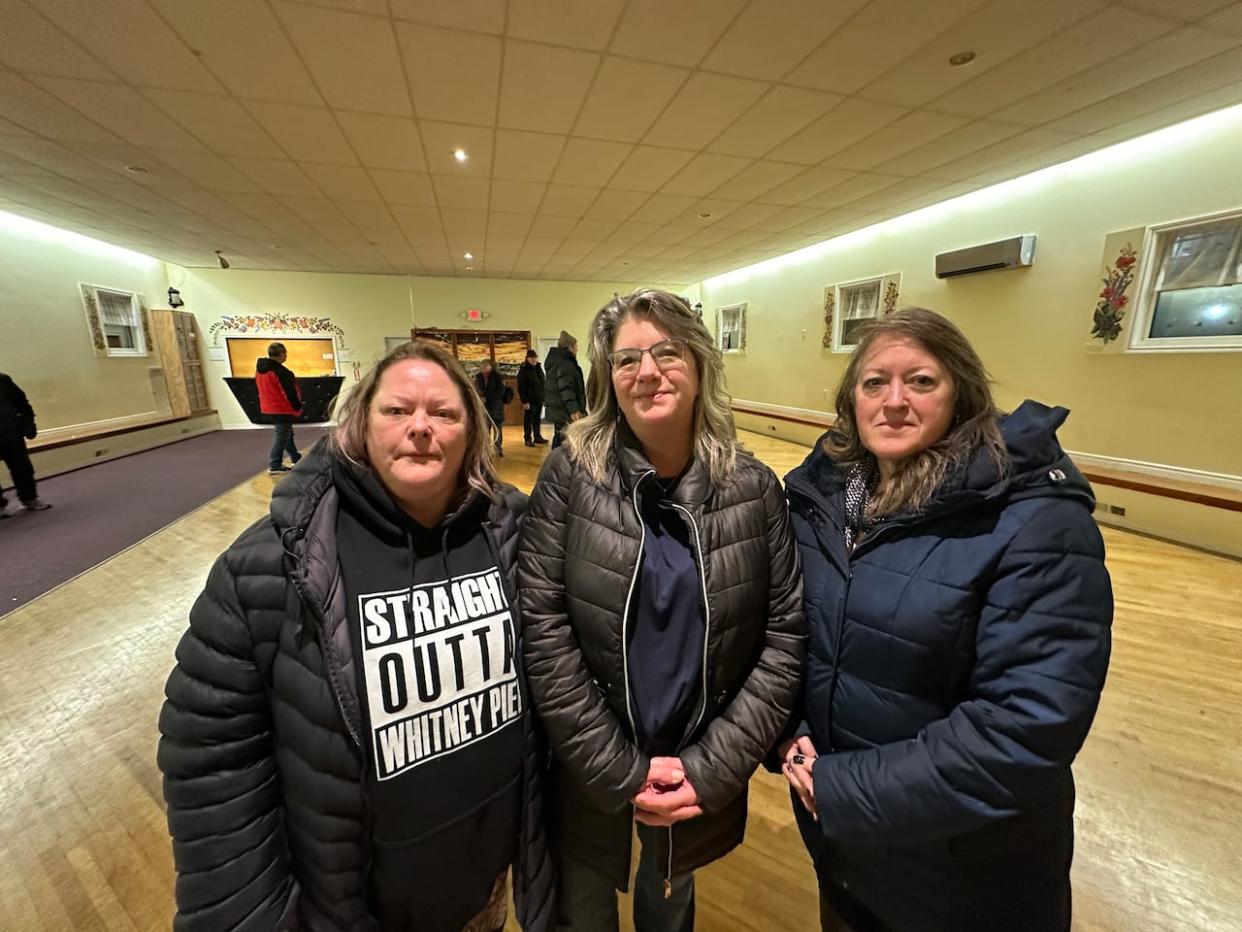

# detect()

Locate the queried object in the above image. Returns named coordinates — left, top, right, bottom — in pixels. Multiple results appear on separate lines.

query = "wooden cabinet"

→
left=412, top=328, right=531, bottom=425
left=151, top=309, right=210, bottom=417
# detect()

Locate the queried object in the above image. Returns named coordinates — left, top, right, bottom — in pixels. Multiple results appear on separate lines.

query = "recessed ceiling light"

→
left=453, top=148, right=469, bottom=163
left=125, top=165, right=148, bottom=174
left=697, top=212, right=713, bottom=220
left=948, top=51, right=976, bottom=67
left=463, top=251, right=473, bottom=260
left=466, top=265, right=474, bottom=271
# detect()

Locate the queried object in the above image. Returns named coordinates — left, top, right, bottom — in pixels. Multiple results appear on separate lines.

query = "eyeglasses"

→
left=608, top=339, right=688, bottom=376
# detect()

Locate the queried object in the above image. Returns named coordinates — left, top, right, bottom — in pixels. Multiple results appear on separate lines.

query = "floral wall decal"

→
left=208, top=312, right=347, bottom=347
left=1091, top=244, right=1137, bottom=344
left=882, top=279, right=900, bottom=316
left=821, top=287, right=835, bottom=348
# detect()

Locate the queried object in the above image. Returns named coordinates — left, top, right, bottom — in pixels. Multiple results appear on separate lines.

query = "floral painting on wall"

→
left=1091, top=244, right=1137, bottom=344
left=209, top=312, right=346, bottom=347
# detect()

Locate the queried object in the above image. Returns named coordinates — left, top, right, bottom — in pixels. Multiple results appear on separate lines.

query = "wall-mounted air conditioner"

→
left=935, top=234, right=1037, bottom=279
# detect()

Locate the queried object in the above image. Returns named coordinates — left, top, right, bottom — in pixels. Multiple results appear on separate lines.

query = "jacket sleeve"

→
left=276, top=366, right=301, bottom=410
left=6, top=377, right=36, bottom=434
left=680, top=467, right=806, bottom=813
left=157, top=549, right=296, bottom=931
left=518, top=454, right=649, bottom=812
left=811, top=504, right=1113, bottom=843
left=517, top=368, right=531, bottom=403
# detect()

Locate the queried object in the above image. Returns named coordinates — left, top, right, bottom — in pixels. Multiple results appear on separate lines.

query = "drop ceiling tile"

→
left=419, top=122, right=495, bottom=175
left=786, top=0, right=990, bottom=94
left=702, top=0, right=870, bottom=81
left=574, top=56, right=689, bottom=142
left=390, top=0, right=506, bottom=34
left=499, top=41, right=599, bottom=134
left=637, top=193, right=699, bottom=224
left=643, top=72, right=771, bottom=149
left=30, top=77, right=207, bottom=152
left=508, top=0, right=626, bottom=50
left=530, top=214, right=577, bottom=236
left=993, top=27, right=1240, bottom=126
left=324, top=197, right=391, bottom=227
left=871, top=119, right=1026, bottom=177
left=776, top=97, right=910, bottom=165
left=932, top=8, right=1176, bottom=119
left=336, top=112, right=427, bottom=172
left=402, top=227, right=449, bottom=248
left=368, top=169, right=436, bottom=206
left=672, top=198, right=745, bottom=226
left=1203, top=4, right=1242, bottom=36
left=36, top=0, right=222, bottom=92
left=487, top=211, right=535, bottom=236
left=143, top=90, right=284, bottom=159
left=552, top=139, right=634, bottom=186
left=753, top=166, right=857, bottom=206
left=0, top=71, right=122, bottom=144
left=244, top=102, right=358, bottom=164
left=396, top=23, right=501, bottom=125
left=802, top=172, right=904, bottom=209
left=432, top=174, right=491, bottom=209
left=569, top=217, right=619, bottom=239
left=539, top=184, right=600, bottom=216
left=440, top=208, right=488, bottom=234
left=1120, top=0, right=1236, bottom=20
left=861, top=0, right=1104, bottom=107
left=493, top=130, right=567, bottom=182
left=709, top=201, right=784, bottom=230
left=490, top=180, right=546, bottom=213
left=661, top=153, right=752, bottom=197
left=708, top=160, right=804, bottom=201
left=923, top=127, right=1078, bottom=181
left=280, top=196, right=350, bottom=224
left=230, top=158, right=320, bottom=196
left=150, top=149, right=260, bottom=192
left=585, top=189, right=650, bottom=220
left=483, top=234, right=528, bottom=254
left=275, top=4, right=411, bottom=116
left=822, top=110, right=970, bottom=171
left=613, top=2, right=751, bottom=64
left=301, top=163, right=382, bottom=200
left=0, top=3, right=112, bottom=80
left=707, top=85, right=845, bottom=159
left=608, top=146, right=697, bottom=192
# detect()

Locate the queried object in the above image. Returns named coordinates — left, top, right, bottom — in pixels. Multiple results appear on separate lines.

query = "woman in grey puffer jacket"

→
left=519, top=289, right=805, bottom=931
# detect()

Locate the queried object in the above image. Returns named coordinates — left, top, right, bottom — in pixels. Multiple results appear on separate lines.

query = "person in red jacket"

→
left=255, top=342, right=302, bottom=474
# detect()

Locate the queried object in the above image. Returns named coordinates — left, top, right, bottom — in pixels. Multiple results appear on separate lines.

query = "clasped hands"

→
left=632, top=756, right=701, bottom=827
left=779, top=735, right=819, bottom=821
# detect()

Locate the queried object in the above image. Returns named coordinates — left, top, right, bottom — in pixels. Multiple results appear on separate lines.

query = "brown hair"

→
left=568, top=288, right=739, bottom=485
left=827, top=307, right=1008, bottom=516
left=330, top=341, right=501, bottom=502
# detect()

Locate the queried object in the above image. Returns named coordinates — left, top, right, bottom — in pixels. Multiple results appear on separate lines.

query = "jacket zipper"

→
left=620, top=470, right=655, bottom=741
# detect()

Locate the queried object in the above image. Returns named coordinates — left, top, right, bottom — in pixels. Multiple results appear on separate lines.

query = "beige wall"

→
left=0, top=211, right=170, bottom=432
left=178, top=268, right=681, bottom=427
left=697, top=107, right=1242, bottom=479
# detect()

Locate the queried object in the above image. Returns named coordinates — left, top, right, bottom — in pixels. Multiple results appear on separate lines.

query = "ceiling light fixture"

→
left=466, top=265, right=474, bottom=271
left=125, top=164, right=148, bottom=174
left=948, top=51, right=976, bottom=67
left=215, top=250, right=230, bottom=269
left=453, top=148, right=469, bottom=163
left=464, top=251, right=473, bottom=260
left=697, top=212, right=713, bottom=220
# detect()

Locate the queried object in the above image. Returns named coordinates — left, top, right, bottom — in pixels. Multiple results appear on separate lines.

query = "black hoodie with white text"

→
left=333, top=460, right=525, bottom=932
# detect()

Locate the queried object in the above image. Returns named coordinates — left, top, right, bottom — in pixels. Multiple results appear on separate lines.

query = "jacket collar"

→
left=615, top=418, right=711, bottom=510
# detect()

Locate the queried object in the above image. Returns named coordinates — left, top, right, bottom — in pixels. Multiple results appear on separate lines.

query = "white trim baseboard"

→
left=36, top=411, right=161, bottom=443
left=732, top=398, right=834, bottom=426
left=1066, top=450, right=1242, bottom=492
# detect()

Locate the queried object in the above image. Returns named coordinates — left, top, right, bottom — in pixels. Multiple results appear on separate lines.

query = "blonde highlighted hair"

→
left=330, top=340, right=501, bottom=502
left=567, top=289, right=739, bottom=485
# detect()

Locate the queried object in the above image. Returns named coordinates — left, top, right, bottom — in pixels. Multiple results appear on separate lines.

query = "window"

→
left=82, top=285, right=147, bottom=357
left=837, top=279, right=881, bottom=349
left=1131, top=211, right=1242, bottom=351
left=717, top=302, right=746, bottom=354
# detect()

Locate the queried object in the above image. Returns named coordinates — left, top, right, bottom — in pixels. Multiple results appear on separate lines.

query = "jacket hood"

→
left=786, top=399, right=1094, bottom=517
left=256, top=357, right=278, bottom=373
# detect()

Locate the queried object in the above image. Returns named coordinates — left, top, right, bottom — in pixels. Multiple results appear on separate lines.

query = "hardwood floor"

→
left=0, top=427, right=1237, bottom=932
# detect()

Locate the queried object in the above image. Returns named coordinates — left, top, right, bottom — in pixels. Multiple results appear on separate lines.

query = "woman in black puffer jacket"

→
left=781, top=308, right=1112, bottom=932
left=519, top=289, right=805, bottom=931
left=158, top=341, right=553, bottom=932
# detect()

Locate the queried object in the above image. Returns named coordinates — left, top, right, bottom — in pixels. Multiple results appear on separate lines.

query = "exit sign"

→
left=460, top=307, right=489, bottom=321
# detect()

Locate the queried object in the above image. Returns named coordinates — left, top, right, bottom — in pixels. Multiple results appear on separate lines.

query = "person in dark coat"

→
left=780, top=307, right=1113, bottom=932
left=519, top=289, right=805, bottom=931
left=474, top=359, right=508, bottom=457
left=542, top=331, right=586, bottom=450
left=517, top=349, right=548, bottom=447
left=255, top=341, right=303, bottom=474
left=159, top=341, right=554, bottom=932
left=0, top=371, right=51, bottom=516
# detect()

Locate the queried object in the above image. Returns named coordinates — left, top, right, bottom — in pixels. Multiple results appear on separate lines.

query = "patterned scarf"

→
left=843, top=462, right=877, bottom=552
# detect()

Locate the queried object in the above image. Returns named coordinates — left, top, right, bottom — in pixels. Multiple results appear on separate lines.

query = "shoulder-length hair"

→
left=567, top=289, right=739, bottom=485
left=827, top=307, right=1008, bottom=516
left=330, top=340, right=501, bottom=502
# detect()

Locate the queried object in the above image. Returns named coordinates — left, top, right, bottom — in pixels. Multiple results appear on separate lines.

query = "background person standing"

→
left=255, top=342, right=302, bottom=474
left=0, top=371, right=51, bottom=517
left=517, top=349, right=547, bottom=447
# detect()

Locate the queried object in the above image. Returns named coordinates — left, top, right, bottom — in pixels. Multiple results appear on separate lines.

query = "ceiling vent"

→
left=935, top=234, right=1036, bottom=278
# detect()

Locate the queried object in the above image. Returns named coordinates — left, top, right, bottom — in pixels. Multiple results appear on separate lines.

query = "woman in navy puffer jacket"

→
left=779, top=308, right=1112, bottom=932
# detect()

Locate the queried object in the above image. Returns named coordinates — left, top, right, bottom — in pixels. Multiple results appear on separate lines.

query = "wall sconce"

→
left=215, top=250, right=230, bottom=269
left=167, top=287, right=184, bottom=308
left=693, top=302, right=703, bottom=318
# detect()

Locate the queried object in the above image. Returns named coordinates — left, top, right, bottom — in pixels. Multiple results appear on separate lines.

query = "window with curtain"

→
left=838, top=279, right=881, bottom=348
left=95, top=288, right=146, bottom=356
left=1135, top=213, right=1242, bottom=349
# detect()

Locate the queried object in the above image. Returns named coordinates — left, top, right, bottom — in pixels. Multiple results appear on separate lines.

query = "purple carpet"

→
left=0, top=427, right=325, bottom=616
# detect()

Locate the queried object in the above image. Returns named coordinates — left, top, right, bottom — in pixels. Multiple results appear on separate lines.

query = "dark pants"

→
left=0, top=434, right=38, bottom=505
left=269, top=416, right=300, bottom=469
left=555, top=824, right=694, bottom=932
left=552, top=419, right=570, bottom=448
left=523, top=402, right=544, bottom=442
left=487, top=409, right=504, bottom=450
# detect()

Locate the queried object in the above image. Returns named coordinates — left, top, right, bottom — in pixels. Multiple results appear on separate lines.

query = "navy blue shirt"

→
left=626, top=475, right=705, bottom=756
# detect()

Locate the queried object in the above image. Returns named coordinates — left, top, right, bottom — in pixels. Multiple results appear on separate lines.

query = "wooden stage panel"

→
left=0, top=429, right=1237, bottom=932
